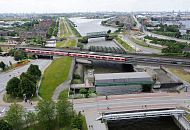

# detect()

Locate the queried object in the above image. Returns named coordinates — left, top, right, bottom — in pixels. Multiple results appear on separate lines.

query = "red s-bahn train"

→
left=24, top=49, right=127, bottom=62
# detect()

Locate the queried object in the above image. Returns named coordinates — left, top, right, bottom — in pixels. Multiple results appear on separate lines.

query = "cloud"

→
left=0, top=0, right=189, bottom=13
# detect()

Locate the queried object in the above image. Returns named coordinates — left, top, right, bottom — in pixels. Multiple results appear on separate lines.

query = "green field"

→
left=39, top=57, right=72, bottom=100
left=56, top=39, right=76, bottom=48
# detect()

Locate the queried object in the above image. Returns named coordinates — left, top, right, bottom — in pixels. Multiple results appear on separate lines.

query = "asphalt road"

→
left=73, top=93, right=190, bottom=112
left=0, top=56, right=17, bottom=66
left=0, top=59, right=52, bottom=92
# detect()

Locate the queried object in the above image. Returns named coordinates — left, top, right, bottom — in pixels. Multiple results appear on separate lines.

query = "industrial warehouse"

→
left=94, top=72, right=154, bottom=86
left=94, top=72, right=154, bottom=95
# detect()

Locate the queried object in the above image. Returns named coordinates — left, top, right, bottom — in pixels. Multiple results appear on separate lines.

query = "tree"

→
left=14, top=50, right=26, bottom=61
left=27, top=64, right=41, bottom=80
left=5, top=103, right=25, bottom=130
left=79, top=88, right=88, bottom=98
left=115, top=21, right=120, bottom=25
left=36, top=100, right=56, bottom=130
left=20, top=72, right=37, bottom=84
left=0, top=61, right=6, bottom=70
left=6, top=77, right=21, bottom=97
left=0, top=47, right=2, bottom=52
left=0, top=36, right=5, bottom=42
left=71, top=112, right=83, bottom=130
left=8, top=49, right=16, bottom=56
left=25, top=112, right=37, bottom=128
left=0, top=119, right=13, bottom=130
left=107, top=30, right=111, bottom=34
left=19, top=77, right=36, bottom=98
left=142, top=84, right=152, bottom=92
left=56, top=100, right=73, bottom=127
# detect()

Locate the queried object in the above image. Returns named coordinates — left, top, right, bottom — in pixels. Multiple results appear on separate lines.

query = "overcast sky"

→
left=0, top=0, right=190, bottom=13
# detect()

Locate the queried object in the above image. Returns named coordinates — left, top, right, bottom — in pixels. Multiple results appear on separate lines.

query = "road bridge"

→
left=86, top=31, right=108, bottom=39
left=16, top=46, right=190, bottom=67
left=73, top=92, right=190, bottom=130
left=0, top=44, right=17, bottom=48
left=97, top=109, right=185, bottom=121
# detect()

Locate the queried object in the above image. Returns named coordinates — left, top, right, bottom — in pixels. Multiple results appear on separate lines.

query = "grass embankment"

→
left=39, top=57, right=72, bottom=100
left=185, top=109, right=190, bottom=122
left=0, top=42, right=6, bottom=44
left=129, top=36, right=162, bottom=50
left=185, top=115, right=190, bottom=121
left=58, top=88, right=69, bottom=100
left=168, top=68, right=190, bottom=83
left=81, top=115, right=88, bottom=130
left=115, top=36, right=135, bottom=52
left=56, top=39, right=76, bottom=48
left=60, top=17, right=72, bottom=37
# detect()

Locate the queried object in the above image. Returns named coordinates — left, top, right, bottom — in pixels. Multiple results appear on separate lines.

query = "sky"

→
left=0, top=0, right=190, bottom=13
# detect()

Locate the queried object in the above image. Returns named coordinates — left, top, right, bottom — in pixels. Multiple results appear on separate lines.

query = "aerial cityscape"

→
left=0, top=0, right=190, bottom=130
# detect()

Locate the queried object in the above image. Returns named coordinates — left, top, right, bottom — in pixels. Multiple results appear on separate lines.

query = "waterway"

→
left=108, top=117, right=180, bottom=130
left=70, top=17, right=118, bottom=48
left=180, top=20, right=190, bottom=28
left=69, top=17, right=116, bottom=36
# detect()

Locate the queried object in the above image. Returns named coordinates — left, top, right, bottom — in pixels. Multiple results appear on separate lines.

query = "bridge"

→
left=97, top=108, right=185, bottom=121
left=86, top=31, right=108, bottom=39
left=0, top=44, right=17, bottom=48
left=16, top=46, right=190, bottom=67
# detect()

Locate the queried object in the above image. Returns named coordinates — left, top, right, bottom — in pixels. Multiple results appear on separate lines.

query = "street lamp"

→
left=184, top=85, right=188, bottom=92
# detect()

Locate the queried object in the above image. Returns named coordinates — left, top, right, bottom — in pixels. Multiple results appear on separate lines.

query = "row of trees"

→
left=1, top=99, right=85, bottom=130
left=144, top=35, right=189, bottom=54
left=9, top=49, right=26, bottom=61
left=32, top=36, right=45, bottom=46
left=147, top=24, right=182, bottom=38
left=79, top=88, right=95, bottom=98
left=0, top=36, right=6, bottom=42
left=6, top=64, right=41, bottom=99
left=47, top=20, right=59, bottom=38
left=21, top=20, right=39, bottom=31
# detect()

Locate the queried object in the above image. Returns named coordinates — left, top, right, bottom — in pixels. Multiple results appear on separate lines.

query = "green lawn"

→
left=168, top=68, right=190, bottom=83
left=39, top=57, right=72, bottom=100
left=56, top=39, right=76, bottom=48
left=58, top=88, right=69, bottom=100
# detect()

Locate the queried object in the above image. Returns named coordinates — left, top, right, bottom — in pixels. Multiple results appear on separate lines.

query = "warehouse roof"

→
left=94, top=72, right=152, bottom=81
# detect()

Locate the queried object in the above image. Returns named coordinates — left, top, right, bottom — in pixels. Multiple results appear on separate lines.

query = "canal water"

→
left=108, top=117, right=180, bottom=130
left=69, top=17, right=116, bottom=36
left=69, top=17, right=119, bottom=48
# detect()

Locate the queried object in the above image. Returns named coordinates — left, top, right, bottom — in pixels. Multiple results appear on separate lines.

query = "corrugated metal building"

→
left=94, top=72, right=154, bottom=86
